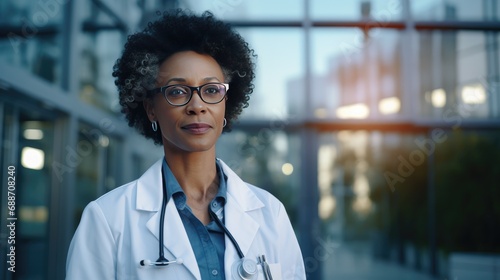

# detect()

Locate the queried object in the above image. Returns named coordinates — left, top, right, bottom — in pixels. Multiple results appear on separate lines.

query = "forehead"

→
left=156, top=51, right=224, bottom=85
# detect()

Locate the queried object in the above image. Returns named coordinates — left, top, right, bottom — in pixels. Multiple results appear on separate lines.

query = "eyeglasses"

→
left=149, top=82, right=229, bottom=106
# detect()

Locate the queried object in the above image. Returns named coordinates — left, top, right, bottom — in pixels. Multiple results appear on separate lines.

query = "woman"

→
left=65, top=10, right=305, bottom=280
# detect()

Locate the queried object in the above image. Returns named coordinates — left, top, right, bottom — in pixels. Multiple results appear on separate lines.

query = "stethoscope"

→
left=140, top=167, right=264, bottom=280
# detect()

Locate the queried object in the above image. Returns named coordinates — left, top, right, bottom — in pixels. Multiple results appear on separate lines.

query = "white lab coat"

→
left=66, top=158, right=306, bottom=279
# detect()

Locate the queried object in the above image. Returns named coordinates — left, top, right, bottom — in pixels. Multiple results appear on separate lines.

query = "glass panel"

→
left=216, top=129, right=301, bottom=226
left=5, top=108, right=54, bottom=280
left=417, top=31, right=499, bottom=119
left=319, top=130, right=429, bottom=278
left=0, top=0, right=63, bottom=84
left=80, top=0, right=121, bottom=27
left=73, top=122, right=125, bottom=225
left=311, top=28, right=403, bottom=120
left=79, top=29, right=123, bottom=114
left=0, top=1, right=64, bottom=25
left=78, top=0, right=124, bottom=114
left=311, top=0, right=403, bottom=21
left=235, top=28, right=304, bottom=120
left=488, top=33, right=500, bottom=118
left=103, top=136, right=123, bottom=192
left=179, top=0, right=303, bottom=20
left=74, top=123, right=102, bottom=227
left=319, top=129, right=500, bottom=279
left=435, top=130, right=500, bottom=253
left=411, top=0, right=499, bottom=21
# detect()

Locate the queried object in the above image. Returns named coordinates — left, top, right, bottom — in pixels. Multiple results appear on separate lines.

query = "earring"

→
left=152, top=121, right=158, bottom=132
left=223, top=118, right=227, bottom=127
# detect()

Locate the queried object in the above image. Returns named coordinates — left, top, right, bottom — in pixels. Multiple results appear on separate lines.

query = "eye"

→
left=203, top=85, right=222, bottom=95
left=165, top=86, right=189, bottom=98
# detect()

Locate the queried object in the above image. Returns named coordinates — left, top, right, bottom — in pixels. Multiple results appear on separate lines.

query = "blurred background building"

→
left=0, top=0, right=499, bottom=279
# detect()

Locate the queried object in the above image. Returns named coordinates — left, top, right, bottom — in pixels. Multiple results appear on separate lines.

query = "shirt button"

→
left=212, top=201, right=218, bottom=208
left=212, top=269, right=218, bottom=276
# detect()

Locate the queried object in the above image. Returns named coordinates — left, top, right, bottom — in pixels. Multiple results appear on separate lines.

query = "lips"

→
left=181, top=123, right=212, bottom=134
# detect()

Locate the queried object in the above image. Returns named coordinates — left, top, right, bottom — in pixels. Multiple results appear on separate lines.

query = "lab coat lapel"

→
left=145, top=200, right=201, bottom=279
left=224, top=194, right=260, bottom=260
left=220, top=160, right=264, bottom=270
left=138, top=159, right=201, bottom=279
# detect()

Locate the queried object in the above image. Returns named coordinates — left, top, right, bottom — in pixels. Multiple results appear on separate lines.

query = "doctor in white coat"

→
left=66, top=10, right=305, bottom=280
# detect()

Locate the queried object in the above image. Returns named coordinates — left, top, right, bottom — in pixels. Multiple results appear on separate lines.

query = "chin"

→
left=162, top=132, right=219, bottom=151
left=164, top=140, right=217, bottom=154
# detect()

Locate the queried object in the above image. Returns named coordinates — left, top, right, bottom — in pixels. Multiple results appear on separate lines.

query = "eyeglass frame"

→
left=148, top=82, right=229, bottom=107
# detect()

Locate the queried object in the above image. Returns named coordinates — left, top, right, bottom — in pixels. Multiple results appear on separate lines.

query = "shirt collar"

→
left=161, top=158, right=227, bottom=210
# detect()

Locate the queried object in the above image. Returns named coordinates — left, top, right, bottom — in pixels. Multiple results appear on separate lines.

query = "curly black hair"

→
left=113, top=9, right=256, bottom=145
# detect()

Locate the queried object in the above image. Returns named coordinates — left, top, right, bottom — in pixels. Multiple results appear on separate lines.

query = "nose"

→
left=185, top=90, right=206, bottom=115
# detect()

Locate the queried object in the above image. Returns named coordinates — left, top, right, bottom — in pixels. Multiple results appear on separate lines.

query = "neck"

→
left=163, top=147, right=218, bottom=203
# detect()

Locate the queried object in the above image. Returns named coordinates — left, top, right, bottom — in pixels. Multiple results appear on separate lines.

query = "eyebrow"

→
left=164, top=77, right=222, bottom=85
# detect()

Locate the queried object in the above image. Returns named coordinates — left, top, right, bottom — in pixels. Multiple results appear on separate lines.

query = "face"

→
left=145, top=51, right=226, bottom=154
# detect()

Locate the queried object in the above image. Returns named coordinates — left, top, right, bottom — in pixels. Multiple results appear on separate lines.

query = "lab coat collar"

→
left=135, top=159, right=163, bottom=212
left=135, top=158, right=266, bottom=212
left=218, top=159, right=265, bottom=212
left=136, top=158, right=266, bottom=279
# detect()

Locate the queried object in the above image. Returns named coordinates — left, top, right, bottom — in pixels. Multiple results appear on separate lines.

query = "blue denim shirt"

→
left=162, top=158, right=227, bottom=280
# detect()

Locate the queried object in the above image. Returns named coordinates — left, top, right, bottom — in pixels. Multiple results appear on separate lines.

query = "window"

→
left=0, top=100, right=57, bottom=280
left=0, top=0, right=64, bottom=85
left=236, top=28, right=305, bottom=120
left=417, top=31, right=498, bottom=119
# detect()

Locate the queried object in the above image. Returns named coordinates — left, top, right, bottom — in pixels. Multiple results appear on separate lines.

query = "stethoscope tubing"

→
left=158, top=167, right=169, bottom=264
left=158, top=165, right=246, bottom=261
left=209, top=210, right=244, bottom=259
left=143, top=165, right=263, bottom=279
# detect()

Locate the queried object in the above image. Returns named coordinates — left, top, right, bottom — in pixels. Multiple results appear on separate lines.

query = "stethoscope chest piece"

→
left=232, top=258, right=258, bottom=280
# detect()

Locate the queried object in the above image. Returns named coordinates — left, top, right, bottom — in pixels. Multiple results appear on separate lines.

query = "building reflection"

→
left=0, top=0, right=499, bottom=279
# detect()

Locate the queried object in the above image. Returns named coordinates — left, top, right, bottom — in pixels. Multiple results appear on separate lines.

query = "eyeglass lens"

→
left=163, top=83, right=227, bottom=105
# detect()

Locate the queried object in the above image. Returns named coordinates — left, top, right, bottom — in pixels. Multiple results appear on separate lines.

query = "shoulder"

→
left=93, top=180, right=138, bottom=212
left=81, top=158, right=163, bottom=224
left=76, top=179, right=139, bottom=237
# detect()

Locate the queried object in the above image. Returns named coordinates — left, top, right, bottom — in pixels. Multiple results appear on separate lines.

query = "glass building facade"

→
left=0, top=0, right=499, bottom=279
